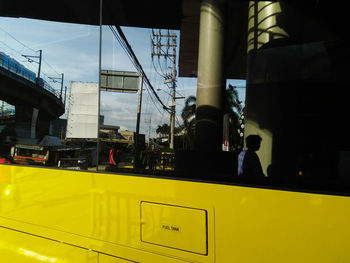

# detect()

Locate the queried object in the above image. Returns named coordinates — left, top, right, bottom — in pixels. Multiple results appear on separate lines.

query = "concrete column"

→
left=30, top=108, right=39, bottom=139
left=15, top=104, right=32, bottom=139
left=15, top=105, right=50, bottom=142
left=195, top=0, right=225, bottom=152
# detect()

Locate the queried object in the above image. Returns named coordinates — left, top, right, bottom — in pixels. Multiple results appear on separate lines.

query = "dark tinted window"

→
left=1, top=1, right=350, bottom=195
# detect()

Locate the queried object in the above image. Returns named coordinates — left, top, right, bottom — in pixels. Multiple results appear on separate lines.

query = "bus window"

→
left=1, top=1, right=350, bottom=195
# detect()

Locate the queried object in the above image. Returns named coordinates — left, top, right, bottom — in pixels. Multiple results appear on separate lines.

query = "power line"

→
left=109, top=26, right=168, bottom=120
left=108, top=26, right=165, bottom=116
left=0, top=25, right=36, bottom=53
left=151, top=29, right=178, bottom=149
left=42, top=59, right=60, bottom=76
left=0, top=26, right=62, bottom=95
left=108, top=25, right=171, bottom=114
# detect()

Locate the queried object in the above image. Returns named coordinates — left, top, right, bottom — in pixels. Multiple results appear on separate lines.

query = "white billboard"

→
left=66, top=82, right=99, bottom=139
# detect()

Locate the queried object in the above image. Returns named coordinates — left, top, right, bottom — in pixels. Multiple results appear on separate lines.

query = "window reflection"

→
left=0, top=18, right=99, bottom=170
left=1, top=1, right=350, bottom=195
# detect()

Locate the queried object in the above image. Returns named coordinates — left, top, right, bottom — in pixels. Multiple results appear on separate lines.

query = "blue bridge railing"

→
left=0, top=51, right=61, bottom=100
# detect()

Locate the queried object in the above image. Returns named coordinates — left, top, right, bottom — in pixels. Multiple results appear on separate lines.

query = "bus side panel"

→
left=1, top=165, right=350, bottom=262
left=99, top=253, right=134, bottom=263
left=0, top=226, right=98, bottom=263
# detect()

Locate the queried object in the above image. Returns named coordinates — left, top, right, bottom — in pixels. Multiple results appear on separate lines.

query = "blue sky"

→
left=0, top=17, right=245, bottom=138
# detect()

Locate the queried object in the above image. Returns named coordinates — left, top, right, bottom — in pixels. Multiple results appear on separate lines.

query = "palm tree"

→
left=181, top=96, right=196, bottom=149
left=181, top=85, right=243, bottom=150
left=156, top=123, right=170, bottom=137
left=224, top=84, right=243, bottom=149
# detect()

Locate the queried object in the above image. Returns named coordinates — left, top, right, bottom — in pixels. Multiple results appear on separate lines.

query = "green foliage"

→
left=181, top=96, right=196, bottom=150
left=180, top=84, right=243, bottom=150
left=156, top=123, right=170, bottom=137
left=225, top=84, right=243, bottom=148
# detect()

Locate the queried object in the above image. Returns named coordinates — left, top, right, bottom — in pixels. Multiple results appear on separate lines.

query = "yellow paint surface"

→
left=1, top=165, right=350, bottom=262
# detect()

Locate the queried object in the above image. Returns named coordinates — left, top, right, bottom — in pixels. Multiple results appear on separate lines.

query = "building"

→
left=119, top=130, right=145, bottom=149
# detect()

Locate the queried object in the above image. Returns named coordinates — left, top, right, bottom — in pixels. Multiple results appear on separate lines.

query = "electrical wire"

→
left=150, top=35, right=167, bottom=78
left=151, top=56, right=167, bottom=78
left=109, top=25, right=170, bottom=113
left=109, top=30, right=163, bottom=117
left=0, top=25, right=36, bottom=53
left=0, top=26, right=61, bottom=95
left=150, top=30, right=176, bottom=78
left=42, top=59, right=60, bottom=76
left=109, top=26, right=165, bottom=117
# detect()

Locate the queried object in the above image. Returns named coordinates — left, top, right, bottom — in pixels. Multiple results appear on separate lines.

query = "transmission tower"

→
left=151, top=29, right=177, bottom=149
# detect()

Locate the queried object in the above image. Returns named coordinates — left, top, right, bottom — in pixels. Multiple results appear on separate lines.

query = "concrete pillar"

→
left=15, top=104, right=32, bottom=139
left=15, top=105, right=49, bottom=142
left=30, top=108, right=39, bottom=139
left=195, top=0, right=225, bottom=152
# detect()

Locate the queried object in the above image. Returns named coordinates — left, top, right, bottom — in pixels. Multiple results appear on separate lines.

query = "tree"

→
left=224, top=84, right=243, bottom=149
left=156, top=123, right=170, bottom=137
left=181, top=85, right=243, bottom=150
left=181, top=96, right=196, bottom=149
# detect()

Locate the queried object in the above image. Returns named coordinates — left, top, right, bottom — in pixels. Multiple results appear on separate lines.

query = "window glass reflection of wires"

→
left=109, top=26, right=170, bottom=114
left=151, top=29, right=176, bottom=79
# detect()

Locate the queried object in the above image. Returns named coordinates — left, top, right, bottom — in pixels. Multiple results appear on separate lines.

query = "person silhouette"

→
left=237, top=135, right=264, bottom=179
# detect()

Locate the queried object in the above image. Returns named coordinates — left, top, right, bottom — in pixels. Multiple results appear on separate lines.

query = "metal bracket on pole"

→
left=22, top=49, right=42, bottom=86
left=48, top=73, right=64, bottom=100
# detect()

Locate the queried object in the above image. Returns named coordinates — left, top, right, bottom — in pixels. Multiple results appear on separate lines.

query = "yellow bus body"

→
left=1, top=165, right=350, bottom=262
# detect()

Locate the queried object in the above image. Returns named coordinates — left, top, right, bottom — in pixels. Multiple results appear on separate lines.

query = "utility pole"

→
left=64, top=86, right=67, bottom=108
left=170, top=33, right=177, bottom=150
left=22, top=49, right=42, bottom=86
left=135, top=73, right=144, bottom=167
left=48, top=73, right=64, bottom=100
left=144, top=117, right=152, bottom=150
left=60, top=74, right=64, bottom=99
left=38, top=49, right=42, bottom=84
left=148, top=117, right=152, bottom=149
left=151, top=29, right=177, bottom=149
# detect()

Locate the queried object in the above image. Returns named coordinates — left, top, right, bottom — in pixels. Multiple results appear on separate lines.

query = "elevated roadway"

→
left=0, top=62, right=65, bottom=139
left=0, top=66, right=64, bottom=119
